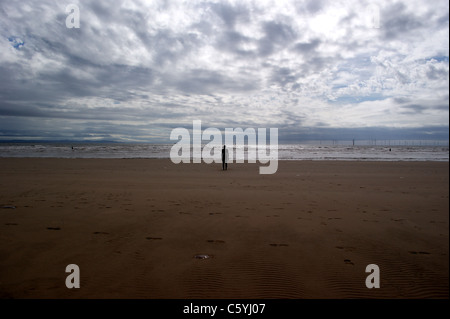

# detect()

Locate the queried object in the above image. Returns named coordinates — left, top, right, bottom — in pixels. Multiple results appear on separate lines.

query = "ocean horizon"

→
left=0, top=142, right=448, bottom=162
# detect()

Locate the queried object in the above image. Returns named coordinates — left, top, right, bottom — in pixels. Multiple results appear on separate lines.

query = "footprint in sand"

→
left=1, top=205, right=16, bottom=209
left=146, top=237, right=162, bottom=240
left=336, top=246, right=355, bottom=251
left=408, top=251, right=430, bottom=255
left=206, top=240, right=225, bottom=244
left=194, top=254, right=212, bottom=259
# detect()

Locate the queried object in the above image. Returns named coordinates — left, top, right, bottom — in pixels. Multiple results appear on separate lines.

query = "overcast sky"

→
left=0, top=0, right=448, bottom=143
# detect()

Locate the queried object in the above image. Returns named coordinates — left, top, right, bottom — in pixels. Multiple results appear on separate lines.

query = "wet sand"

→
left=0, top=158, right=448, bottom=298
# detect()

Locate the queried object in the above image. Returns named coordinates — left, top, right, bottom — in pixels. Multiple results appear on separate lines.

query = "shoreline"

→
left=0, top=158, right=448, bottom=298
left=1, top=143, right=448, bottom=162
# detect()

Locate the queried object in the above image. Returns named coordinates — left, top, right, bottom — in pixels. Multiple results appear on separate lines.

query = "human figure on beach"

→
left=222, top=145, right=229, bottom=170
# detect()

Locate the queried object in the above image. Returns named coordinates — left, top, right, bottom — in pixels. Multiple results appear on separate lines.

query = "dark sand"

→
left=0, top=158, right=448, bottom=298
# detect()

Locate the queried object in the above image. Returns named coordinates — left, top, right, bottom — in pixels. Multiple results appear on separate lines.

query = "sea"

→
left=0, top=142, right=448, bottom=162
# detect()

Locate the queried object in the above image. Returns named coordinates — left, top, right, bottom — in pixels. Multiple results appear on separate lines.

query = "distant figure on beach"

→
left=222, top=145, right=229, bottom=170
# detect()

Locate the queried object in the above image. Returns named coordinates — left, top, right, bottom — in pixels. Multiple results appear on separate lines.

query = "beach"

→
left=0, top=158, right=448, bottom=298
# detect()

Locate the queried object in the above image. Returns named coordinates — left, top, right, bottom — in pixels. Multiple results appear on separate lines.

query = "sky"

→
left=0, top=0, right=449, bottom=143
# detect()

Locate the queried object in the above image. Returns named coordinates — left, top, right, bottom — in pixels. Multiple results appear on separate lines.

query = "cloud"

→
left=305, top=0, right=324, bottom=14
left=381, top=2, right=425, bottom=40
left=209, top=1, right=250, bottom=29
left=258, top=20, right=297, bottom=56
left=293, top=38, right=321, bottom=55
left=0, top=0, right=448, bottom=142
